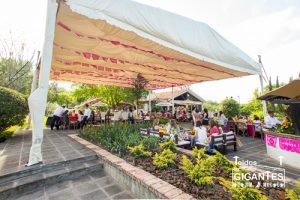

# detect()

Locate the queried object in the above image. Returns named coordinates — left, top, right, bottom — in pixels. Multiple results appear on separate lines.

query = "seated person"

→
left=77, top=110, right=84, bottom=128
left=193, top=123, right=207, bottom=145
left=253, top=115, right=261, bottom=123
left=169, top=119, right=181, bottom=141
left=206, top=120, right=220, bottom=153
left=253, top=115, right=262, bottom=133
left=63, top=110, right=69, bottom=128
left=264, top=110, right=282, bottom=129
left=165, top=119, right=172, bottom=134
left=233, top=113, right=239, bottom=122
left=151, top=119, right=160, bottom=131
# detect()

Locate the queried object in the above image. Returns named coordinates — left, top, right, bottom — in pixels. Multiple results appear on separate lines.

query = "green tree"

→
left=56, top=92, right=76, bottom=107
left=203, top=100, right=219, bottom=111
left=47, top=82, right=66, bottom=103
left=0, top=36, right=33, bottom=95
left=220, top=98, right=240, bottom=117
left=267, top=77, right=275, bottom=111
left=276, top=76, right=284, bottom=112
left=240, top=88, right=263, bottom=118
left=72, top=84, right=133, bottom=108
left=0, top=87, right=28, bottom=133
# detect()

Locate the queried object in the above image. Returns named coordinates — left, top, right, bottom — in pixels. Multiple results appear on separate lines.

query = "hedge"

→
left=0, top=86, right=28, bottom=133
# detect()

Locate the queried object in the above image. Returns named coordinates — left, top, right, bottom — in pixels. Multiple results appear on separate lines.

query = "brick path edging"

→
left=68, top=134, right=196, bottom=200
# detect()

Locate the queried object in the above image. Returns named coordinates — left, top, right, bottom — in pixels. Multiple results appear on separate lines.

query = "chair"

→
left=176, top=140, right=190, bottom=148
left=112, top=112, right=121, bottom=123
left=140, top=128, right=148, bottom=135
left=94, top=115, right=101, bottom=124
left=101, top=112, right=106, bottom=123
left=121, top=111, right=129, bottom=122
left=222, top=131, right=237, bottom=154
left=237, top=122, right=248, bottom=136
left=69, top=120, right=77, bottom=129
left=211, top=134, right=224, bottom=151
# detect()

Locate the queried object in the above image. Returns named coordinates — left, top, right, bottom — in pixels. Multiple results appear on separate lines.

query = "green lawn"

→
left=2, top=116, right=48, bottom=138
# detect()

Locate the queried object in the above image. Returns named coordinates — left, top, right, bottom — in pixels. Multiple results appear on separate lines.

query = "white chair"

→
left=121, top=111, right=129, bottom=121
left=112, top=111, right=121, bottom=122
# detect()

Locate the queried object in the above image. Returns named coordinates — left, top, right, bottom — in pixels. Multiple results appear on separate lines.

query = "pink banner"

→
left=266, top=135, right=277, bottom=148
left=279, top=138, right=300, bottom=154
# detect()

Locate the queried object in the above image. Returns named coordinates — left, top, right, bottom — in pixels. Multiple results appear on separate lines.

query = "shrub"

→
left=160, top=140, right=177, bottom=152
left=181, top=148, right=235, bottom=186
left=191, top=147, right=208, bottom=160
left=128, top=144, right=152, bottom=158
left=0, top=87, right=28, bottom=133
left=142, top=136, right=160, bottom=150
left=79, top=122, right=153, bottom=156
left=153, top=149, right=177, bottom=169
left=286, top=182, right=300, bottom=200
left=220, top=98, right=240, bottom=117
left=181, top=147, right=267, bottom=199
left=220, top=178, right=267, bottom=200
left=180, top=154, right=215, bottom=185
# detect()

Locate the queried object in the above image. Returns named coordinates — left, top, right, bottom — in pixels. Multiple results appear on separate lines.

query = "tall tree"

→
left=203, top=100, right=219, bottom=112
left=276, top=76, right=283, bottom=112
left=129, top=73, right=149, bottom=108
left=220, top=98, right=240, bottom=118
left=268, top=77, right=273, bottom=92
left=0, top=35, right=34, bottom=95
left=72, top=84, right=132, bottom=108
left=268, top=77, right=275, bottom=111
left=276, top=76, right=280, bottom=88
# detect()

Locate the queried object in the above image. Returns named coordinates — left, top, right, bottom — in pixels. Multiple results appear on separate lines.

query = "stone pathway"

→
left=12, top=170, right=134, bottom=200
left=0, top=129, right=136, bottom=200
left=0, top=129, right=95, bottom=176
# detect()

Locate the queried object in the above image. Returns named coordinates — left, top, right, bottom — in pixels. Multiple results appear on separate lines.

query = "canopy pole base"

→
left=27, top=88, right=48, bottom=166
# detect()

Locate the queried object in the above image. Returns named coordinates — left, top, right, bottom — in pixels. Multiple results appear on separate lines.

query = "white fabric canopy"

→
left=156, top=101, right=173, bottom=107
left=50, top=0, right=262, bottom=90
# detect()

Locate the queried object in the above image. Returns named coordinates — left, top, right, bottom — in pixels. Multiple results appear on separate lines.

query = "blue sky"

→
left=0, top=0, right=299, bottom=103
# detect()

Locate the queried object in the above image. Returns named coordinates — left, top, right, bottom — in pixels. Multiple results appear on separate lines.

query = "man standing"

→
left=264, top=110, right=282, bottom=129
left=81, top=104, right=91, bottom=128
left=51, top=105, right=65, bottom=130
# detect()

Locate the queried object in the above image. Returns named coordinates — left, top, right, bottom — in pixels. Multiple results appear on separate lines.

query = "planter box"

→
left=264, top=132, right=300, bottom=169
left=68, top=134, right=195, bottom=200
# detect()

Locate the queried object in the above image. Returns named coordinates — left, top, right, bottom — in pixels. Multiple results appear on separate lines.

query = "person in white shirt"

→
left=81, top=104, right=91, bottom=128
left=264, top=110, right=282, bottom=129
left=51, top=105, right=65, bottom=130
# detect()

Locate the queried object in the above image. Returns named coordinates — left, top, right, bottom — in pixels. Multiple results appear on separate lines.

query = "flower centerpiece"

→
left=159, top=129, right=167, bottom=135
left=276, top=117, right=295, bottom=134
left=188, top=130, right=196, bottom=135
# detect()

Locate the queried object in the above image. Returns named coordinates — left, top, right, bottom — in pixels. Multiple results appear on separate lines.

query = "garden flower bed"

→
left=79, top=124, right=296, bottom=200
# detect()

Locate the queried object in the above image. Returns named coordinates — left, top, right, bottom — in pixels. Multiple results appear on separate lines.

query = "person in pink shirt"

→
left=207, top=120, right=220, bottom=154
left=207, top=121, right=220, bottom=137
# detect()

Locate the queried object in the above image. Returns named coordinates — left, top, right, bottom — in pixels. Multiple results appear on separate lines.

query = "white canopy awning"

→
left=51, top=0, right=262, bottom=90
left=156, top=101, right=173, bottom=107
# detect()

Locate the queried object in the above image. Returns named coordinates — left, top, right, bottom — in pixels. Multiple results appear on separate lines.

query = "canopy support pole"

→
left=172, top=86, right=175, bottom=115
left=258, top=55, right=267, bottom=117
left=27, top=51, right=40, bottom=129
left=27, top=0, right=57, bottom=166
